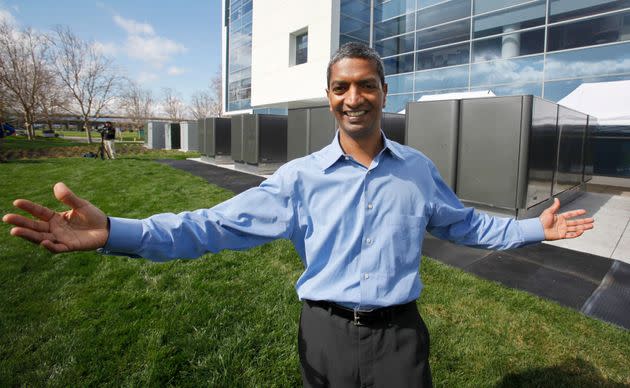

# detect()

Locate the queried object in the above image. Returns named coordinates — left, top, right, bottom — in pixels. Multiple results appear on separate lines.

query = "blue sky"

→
left=0, top=0, right=222, bottom=105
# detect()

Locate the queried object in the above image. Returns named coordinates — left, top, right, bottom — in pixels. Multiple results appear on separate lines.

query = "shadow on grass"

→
left=2, top=159, right=47, bottom=164
left=496, top=357, right=628, bottom=388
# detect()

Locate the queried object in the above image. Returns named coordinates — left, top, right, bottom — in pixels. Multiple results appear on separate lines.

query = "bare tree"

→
left=189, top=90, right=213, bottom=120
left=37, top=75, right=71, bottom=131
left=209, top=66, right=222, bottom=117
left=161, top=87, right=185, bottom=121
left=0, top=21, right=54, bottom=139
left=51, top=26, right=122, bottom=143
left=119, top=79, right=153, bottom=131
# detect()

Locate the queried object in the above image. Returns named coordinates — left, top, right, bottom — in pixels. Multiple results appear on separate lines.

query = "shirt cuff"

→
left=98, top=216, right=144, bottom=257
left=516, top=217, right=546, bottom=244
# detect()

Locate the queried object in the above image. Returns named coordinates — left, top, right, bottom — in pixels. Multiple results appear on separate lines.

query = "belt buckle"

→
left=353, top=309, right=363, bottom=326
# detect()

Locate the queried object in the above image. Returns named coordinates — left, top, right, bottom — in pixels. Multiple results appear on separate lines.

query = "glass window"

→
left=295, top=32, right=308, bottom=65
left=545, top=42, right=630, bottom=80
left=549, top=0, right=630, bottom=23
left=386, top=73, right=415, bottom=94
left=417, top=0, right=471, bottom=29
left=544, top=74, right=630, bottom=102
left=416, top=42, right=470, bottom=70
left=547, top=10, right=630, bottom=52
left=473, top=1, right=545, bottom=38
left=374, top=13, right=415, bottom=40
left=472, top=28, right=544, bottom=62
left=341, top=18, right=371, bottom=42
left=470, top=55, right=543, bottom=86
left=417, top=19, right=470, bottom=50
left=376, top=33, right=415, bottom=57
left=414, top=64, right=470, bottom=91
left=474, top=0, right=534, bottom=15
left=374, top=0, right=416, bottom=21
left=340, top=34, right=369, bottom=46
left=414, top=88, right=469, bottom=101
left=384, top=53, right=415, bottom=75
left=341, top=0, right=371, bottom=19
left=385, top=93, right=414, bottom=113
left=417, top=0, right=454, bottom=9
left=472, top=82, right=542, bottom=96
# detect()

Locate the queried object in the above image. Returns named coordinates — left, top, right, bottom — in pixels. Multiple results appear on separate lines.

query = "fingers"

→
left=566, top=217, right=594, bottom=227
left=40, top=240, right=70, bottom=253
left=2, top=213, right=50, bottom=232
left=9, top=226, right=53, bottom=245
left=54, top=182, right=88, bottom=210
left=10, top=199, right=57, bottom=221
left=559, top=209, right=587, bottom=219
left=544, top=198, right=561, bottom=215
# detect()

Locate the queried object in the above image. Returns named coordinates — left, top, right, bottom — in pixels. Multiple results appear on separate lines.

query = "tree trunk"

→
left=84, top=119, right=93, bottom=144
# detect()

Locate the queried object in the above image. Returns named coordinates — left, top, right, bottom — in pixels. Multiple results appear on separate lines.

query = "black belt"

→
left=305, top=299, right=416, bottom=326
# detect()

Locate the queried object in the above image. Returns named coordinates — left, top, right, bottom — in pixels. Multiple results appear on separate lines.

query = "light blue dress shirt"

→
left=103, top=132, right=544, bottom=309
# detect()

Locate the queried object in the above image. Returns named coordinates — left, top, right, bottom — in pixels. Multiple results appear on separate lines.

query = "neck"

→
left=338, top=129, right=384, bottom=168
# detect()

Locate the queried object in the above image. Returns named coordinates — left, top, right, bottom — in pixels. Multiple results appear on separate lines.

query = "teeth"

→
left=346, top=111, right=367, bottom=117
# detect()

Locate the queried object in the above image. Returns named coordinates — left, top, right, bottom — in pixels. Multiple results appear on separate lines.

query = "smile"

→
left=345, top=110, right=368, bottom=117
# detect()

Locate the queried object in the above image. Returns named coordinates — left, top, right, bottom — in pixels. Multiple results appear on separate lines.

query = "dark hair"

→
left=105, top=121, right=113, bottom=125
left=326, top=42, right=385, bottom=88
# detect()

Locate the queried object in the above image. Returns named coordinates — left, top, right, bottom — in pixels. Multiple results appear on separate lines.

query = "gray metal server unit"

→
left=405, top=100, right=459, bottom=189
left=287, top=106, right=336, bottom=161
left=179, top=121, right=199, bottom=152
left=145, top=121, right=165, bottom=149
left=197, top=118, right=206, bottom=156
left=231, top=115, right=245, bottom=164
left=204, top=117, right=232, bottom=164
left=382, top=112, right=406, bottom=145
left=553, top=106, right=588, bottom=196
left=239, top=114, right=287, bottom=174
left=164, top=122, right=181, bottom=150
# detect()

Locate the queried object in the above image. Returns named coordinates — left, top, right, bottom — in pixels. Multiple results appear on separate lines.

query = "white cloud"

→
left=92, top=41, right=119, bottom=56
left=167, top=66, right=186, bottom=76
left=113, top=14, right=154, bottom=36
left=137, top=71, right=158, bottom=83
left=0, top=7, right=16, bottom=25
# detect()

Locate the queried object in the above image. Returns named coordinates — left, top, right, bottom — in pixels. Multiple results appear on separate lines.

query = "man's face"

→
left=327, top=57, right=387, bottom=140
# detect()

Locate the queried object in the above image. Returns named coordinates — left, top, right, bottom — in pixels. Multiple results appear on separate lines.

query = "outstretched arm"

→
left=539, top=198, right=594, bottom=241
left=2, top=182, right=109, bottom=253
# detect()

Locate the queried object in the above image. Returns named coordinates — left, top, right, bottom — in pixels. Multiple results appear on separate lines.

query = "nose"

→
left=344, top=84, right=364, bottom=108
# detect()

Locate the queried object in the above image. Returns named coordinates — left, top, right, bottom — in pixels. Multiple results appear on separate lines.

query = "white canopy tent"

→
left=558, top=80, right=630, bottom=126
left=398, top=90, right=495, bottom=114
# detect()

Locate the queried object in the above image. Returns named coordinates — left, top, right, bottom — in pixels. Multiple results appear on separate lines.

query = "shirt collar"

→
left=319, top=129, right=405, bottom=171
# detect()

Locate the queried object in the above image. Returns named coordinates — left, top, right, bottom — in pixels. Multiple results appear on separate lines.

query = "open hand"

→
left=539, top=198, right=594, bottom=241
left=2, top=182, right=109, bottom=253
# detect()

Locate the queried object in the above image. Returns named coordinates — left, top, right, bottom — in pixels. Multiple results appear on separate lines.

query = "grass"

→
left=3, top=136, right=86, bottom=150
left=1, top=157, right=629, bottom=386
left=34, top=130, right=144, bottom=142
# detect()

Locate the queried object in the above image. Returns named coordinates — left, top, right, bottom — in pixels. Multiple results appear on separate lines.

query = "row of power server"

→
left=145, top=95, right=593, bottom=218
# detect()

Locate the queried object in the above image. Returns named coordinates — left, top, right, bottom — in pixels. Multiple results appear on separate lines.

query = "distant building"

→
left=222, top=0, right=630, bottom=114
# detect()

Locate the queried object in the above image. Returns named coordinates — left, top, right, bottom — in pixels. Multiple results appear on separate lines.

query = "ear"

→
left=382, top=82, right=388, bottom=108
left=326, top=88, right=333, bottom=112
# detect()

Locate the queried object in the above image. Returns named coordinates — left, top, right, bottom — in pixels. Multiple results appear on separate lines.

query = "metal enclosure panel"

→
left=553, top=106, right=587, bottom=195
left=231, top=115, right=244, bottom=162
left=205, top=118, right=216, bottom=156
left=288, top=108, right=309, bottom=160
left=583, top=116, right=595, bottom=182
left=170, top=123, right=181, bottom=149
left=243, top=114, right=258, bottom=165
left=197, top=118, right=206, bottom=155
left=382, top=113, right=405, bottom=144
left=215, top=118, right=232, bottom=156
left=146, top=122, right=165, bottom=149
left=258, top=114, right=287, bottom=163
left=164, top=123, right=171, bottom=150
left=179, top=121, right=199, bottom=151
left=526, top=98, right=558, bottom=208
left=458, top=96, right=524, bottom=209
left=515, top=96, right=533, bottom=209
left=405, top=100, right=459, bottom=190
left=309, top=107, right=337, bottom=154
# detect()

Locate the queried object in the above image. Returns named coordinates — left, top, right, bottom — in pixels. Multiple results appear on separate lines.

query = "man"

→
left=3, top=43, right=593, bottom=387
left=102, top=121, right=116, bottom=159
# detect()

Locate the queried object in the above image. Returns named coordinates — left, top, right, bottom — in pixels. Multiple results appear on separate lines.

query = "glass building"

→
left=340, top=0, right=630, bottom=113
left=226, top=0, right=253, bottom=112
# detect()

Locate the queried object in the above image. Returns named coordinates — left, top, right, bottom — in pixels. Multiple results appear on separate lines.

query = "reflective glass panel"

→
left=385, top=93, right=414, bottom=113
left=471, top=55, right=543, bottom=86
left=543, top=74, right=630, bottom=101
left=472, top=28, right=544, bottom=61
left=417, top=19, right=471, bottom=50
left=416, top=43, right=470, bottom=70
left=545, top=42, right=630, bottom=80
left=374, top=13, right=415, bottom=40
left=549, top=0, right=630, bottom=23
left=374, top=0, right=416, bottom=21
left=414, top=88, right=469, bottom=101
left=341, top=0, right=371, bottom=18
left=473, top=1, right=545, bottom=38
left=296, top=32, right=308, bottom=65
left=414, top=64, right=470, bottom=91
left=417, top=0, right=471, bottom=29
left=384, top=53, right=415, bottom=75
left=418, top=0, right=454, bottom=9
left=547, top=10, right=630, bottom=52
left=472, top=82, right=542, bottom=96
left=474, top=0, right=534, bottom=15
left=376, top=33, right=415, bottom=57
left=386, top=73, right=415, bottom=94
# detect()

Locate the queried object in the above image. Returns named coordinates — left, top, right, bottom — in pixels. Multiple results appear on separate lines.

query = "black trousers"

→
left=298, top=301, right=432, bottom=388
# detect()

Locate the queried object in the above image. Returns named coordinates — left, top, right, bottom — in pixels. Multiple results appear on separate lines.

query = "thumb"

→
left=544, top=198, right=560, bottom=216
left=53, top=182, right=88, bottom=209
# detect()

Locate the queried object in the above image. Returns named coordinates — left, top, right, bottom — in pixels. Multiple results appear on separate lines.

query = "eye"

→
left=332, top=85, right=347, bottom=94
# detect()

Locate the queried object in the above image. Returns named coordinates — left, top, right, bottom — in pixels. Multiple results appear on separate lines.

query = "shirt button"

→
left=364, top=273, right=369, bottom=280
left=366, top=238, right=372, bottom=245
left=345, top=156, right=350, bottom=160
left=367, top=203, right=373, bottom=209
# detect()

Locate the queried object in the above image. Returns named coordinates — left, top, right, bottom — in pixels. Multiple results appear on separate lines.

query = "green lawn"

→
left=1, top=158, right=629, bottom=387
left=3, top=136, right=86, bottom=150
left=34, top=130, right=144, bottom=142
